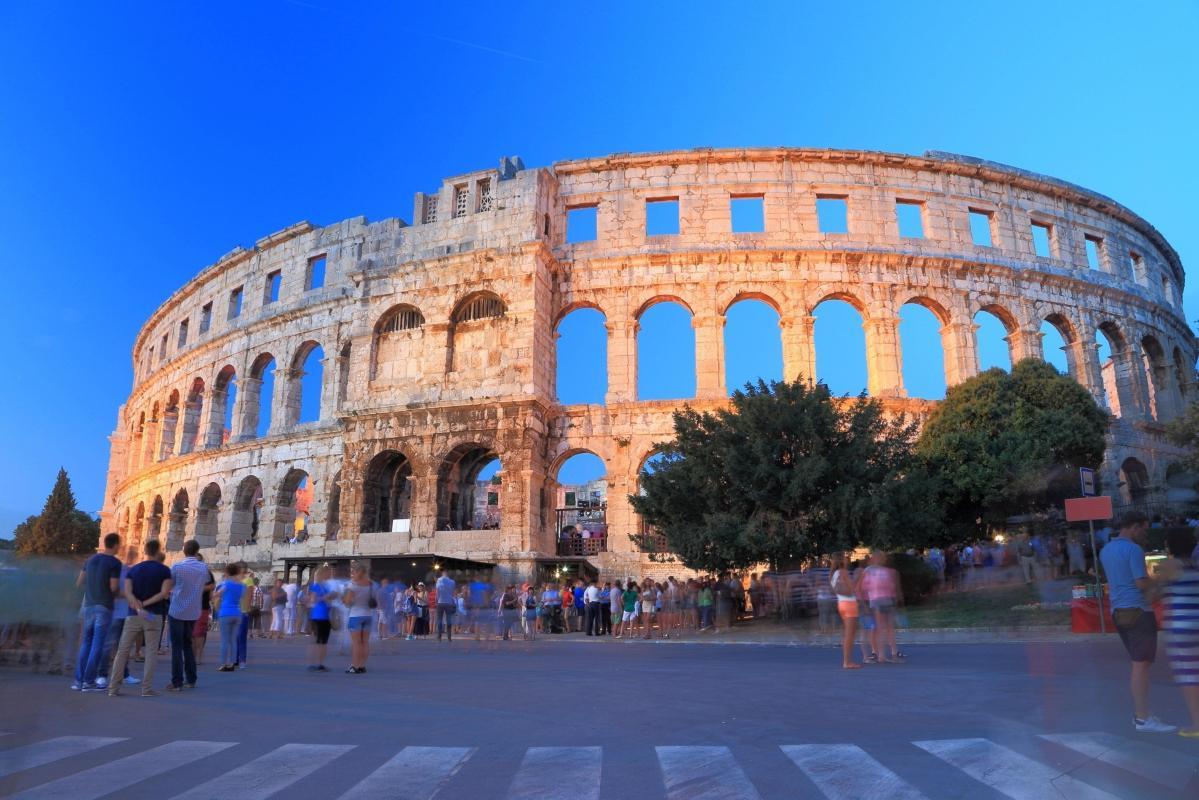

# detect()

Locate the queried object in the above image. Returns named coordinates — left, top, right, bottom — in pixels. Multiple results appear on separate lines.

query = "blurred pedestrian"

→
left=862, top=551, right=904, bottom=663
left=212, top=563, right=244, bottom=672
left=305, top=565, right=333, bottom=672
left=831, top=554, right=862, bottom=670
left=435, top=571, right=456, bottom=642
left=72, top=532, right=122, bottom=692
left=343, top=561, right=375, bottom=673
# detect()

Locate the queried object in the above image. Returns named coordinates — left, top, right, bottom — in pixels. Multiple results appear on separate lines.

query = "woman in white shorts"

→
left=640, top=581, right=657, bottom=640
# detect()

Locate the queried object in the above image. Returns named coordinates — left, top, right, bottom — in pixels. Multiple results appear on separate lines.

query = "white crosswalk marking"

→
left=335, top=746, right=475, bottom=799
left=781, top=744, right=928, bottom=800
left=507, top=746, right=601, bottom=800
left=168, top=743, right=355, bottom=800
left=5, top=740, right=235, bottom=800
left=914, top=738, right=1121, bottom=800
left=0, top=736, right=126, bottom=779
left=1040, top=731, right=1199, bottom=792
left=656, top=746, right=763, bottom=800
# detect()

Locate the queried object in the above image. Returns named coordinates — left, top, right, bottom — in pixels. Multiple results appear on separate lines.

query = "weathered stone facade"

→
left=100, top=148, right=1195, bottom=580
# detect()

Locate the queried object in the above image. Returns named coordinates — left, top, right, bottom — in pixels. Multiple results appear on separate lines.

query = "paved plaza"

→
left=1, top=637, right=1197, bottom=799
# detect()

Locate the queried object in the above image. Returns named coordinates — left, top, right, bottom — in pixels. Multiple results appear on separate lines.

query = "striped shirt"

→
left=1163, top=565, right=1199, bottom=685
left=168, top=557, right=211, bottom=621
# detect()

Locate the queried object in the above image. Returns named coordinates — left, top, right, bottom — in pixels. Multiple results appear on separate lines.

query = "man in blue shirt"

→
left=108, top=539, right=173, bottom=697
left=73, top=533, right=122, bottom=691
left=435, top=572, right=456, bottom=642
left=1099, top=512, right=1175, bottom=734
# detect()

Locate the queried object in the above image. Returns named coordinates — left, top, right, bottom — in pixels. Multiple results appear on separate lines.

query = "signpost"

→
left=1079, top=467, right=1096, bottom=497
left=1064, top=492, right=1113, bottom=633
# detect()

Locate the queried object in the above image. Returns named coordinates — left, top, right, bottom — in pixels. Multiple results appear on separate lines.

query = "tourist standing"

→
left=378, top=578, right=396, bottom=639
left=248, top=577, right=265, bottom=638
left=831, top=555, right=861, bottom=670
left=212, top=563, right=245, bottom=672
left=598, top=582, right=612, bottom=636
left=167, top=540, right=212, bottom=692
left=435, top=572, right=456, bottom=642
left=617, top=581, right=639, bottom=639
left=192, top=559, right=215, bottom=665
left=584, top=579, right=601, bottom=636
left=522, top=584, right=539, bottom=639
left=499, top=584, right=519, bottom=640
left=283, top=579, right=299, bottom=636
left=269, top=579, right=286, bottom=639
left=97, top=561, right=133, bottom=690
left=343, top=562, right=375, bottom=673
left=609, top=580, right=623, bottom=636
left=236, top=564, right=253, bottom=668
left=1159, top=528, right=1199, bottom=737
left=306, top=565, right=333, bottom=671
left=108, top=539, right=173, bottom=697
left=72, top=532, right=122, bottom=692
left=1099, top=512, right=1175, bottom=733
left=861, top=551, right=903, bottom=663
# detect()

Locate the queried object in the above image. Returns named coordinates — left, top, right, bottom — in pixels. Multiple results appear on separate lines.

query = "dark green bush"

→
left=889, top=552, right=938, bottom=604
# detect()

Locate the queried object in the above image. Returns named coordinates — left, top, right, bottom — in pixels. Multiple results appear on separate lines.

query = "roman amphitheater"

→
left=99, top=148, right=1195, bottom=583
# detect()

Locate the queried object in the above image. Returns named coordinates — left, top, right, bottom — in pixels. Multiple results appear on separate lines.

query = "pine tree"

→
left=14, top=469, right=100, bottom=556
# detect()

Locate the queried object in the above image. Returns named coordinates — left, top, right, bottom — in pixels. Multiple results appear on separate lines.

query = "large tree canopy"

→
left=13, top=469, right=100, bottom=556
left=629, top=379, right=936, bottom=574
left=916, top=359, right=1108, bottom=534
left=1166, top=401, right=1199, bottom=471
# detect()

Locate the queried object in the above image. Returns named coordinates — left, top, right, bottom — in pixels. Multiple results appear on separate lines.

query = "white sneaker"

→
left=95, top=677, right=108, bottom=688
left=1135, top=716, right=1178, bottom=734
left=123, top=676, right=141, bottom=685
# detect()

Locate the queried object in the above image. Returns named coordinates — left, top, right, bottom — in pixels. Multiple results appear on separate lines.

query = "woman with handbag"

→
left=342, top=562, right=375, bottom=674
left=412, top=582, right=429, bottom=637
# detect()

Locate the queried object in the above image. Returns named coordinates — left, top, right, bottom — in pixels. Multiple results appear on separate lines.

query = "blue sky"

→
left=1, top=1, right=1197, bottom=532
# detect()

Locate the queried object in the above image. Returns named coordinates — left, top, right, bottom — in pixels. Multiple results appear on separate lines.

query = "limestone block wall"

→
left=101, top=148, right=1195, bottom=578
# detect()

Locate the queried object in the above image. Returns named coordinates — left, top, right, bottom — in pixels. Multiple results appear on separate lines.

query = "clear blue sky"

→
left=1, top=1, right=1197, bottom=531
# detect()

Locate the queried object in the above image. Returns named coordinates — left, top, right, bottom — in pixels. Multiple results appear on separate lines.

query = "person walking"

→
left=283, top=579, right=299, bottom=636
left=861, top=551, right=903, bottom=663
left=378, top=578, right=397, bottom=639
left=108, top=539, right=173, bottom=697
left=235, top=564, right=253, bottom=668
left=72, top=532, right=122, bottom=692
left=248, top=577, right=265, bottom=639
left=435, top=571, right=456, bottom=642
left=1099, top=511, right=1176, bottom=733
left=1160, top=528, right=1199, bottom=737
left=498, top=584, right=519, bottom=640
left=212, top=563, right=245, bottom=672
left=831, top=555, right=862, bottom=670
left=166, top=540, right=212, bottom=692
left=584, top=579, right=601, bottom=636
left=269, top=579, right=286, bottom=639
left=305, top=565, right=333, bottom=672
left=343, top=562, right=375, bottom=673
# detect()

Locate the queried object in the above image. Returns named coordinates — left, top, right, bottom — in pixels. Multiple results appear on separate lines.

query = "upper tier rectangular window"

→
left=307, top=255, right=326, bottom=291
left=895, top=200, right=924, bottom=239
left=453, top=184, right=468, bottom=218
left=199, top=302, right=212, bottom=334
left=1030, top=221, right=1053, bottom=258
left=1084, top=235, right=1103, bottom=271
left=646, top=198, right=679, bottom=236
left=816, top=196, right=848, bottom=234
left=229, top=286, right=243, bottom=319
left=968, top=209, right=994, bottom=247
left=265, top=270, right=282, bottom=304
left=730, top=195, right=764, bottom=233
left=477, top=178, right=493, bottom=212
left=566, top=205, right=597, bottom=243
left=177, top=319, right=189, bottom=348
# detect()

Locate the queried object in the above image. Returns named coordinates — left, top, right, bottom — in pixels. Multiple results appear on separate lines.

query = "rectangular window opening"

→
left=453, top=184, right=468, bottom=218
left=199, top=302, right=213, bottom=334
left=228, top=286, right=243, bottom=319
left=177, top=319, right=189, bottom=348
left=265, top=271, right=282, bottom=304
left=307, top=255, right=326, bottom=291
left=159, top=334, right=168, bottom=362
left=1128, top=252, right=1144, bottom=283
left=816, top=196, right=848, bottom=234
left=565, top=205, right=598, bottom=243
left=645, top=197, right=680, bottom=236
left=895, top=199, right=924, bottom=239
left=1030, top=221, right=1053, bottom=258
left=423, top=194, right=438, bottom=224
left=730, top=195, right=764, bottom=233
left=476, top=178, right=493, bottom=212
left=1084, top=235, right=1103, bottom=271
left=968, top=209, right=994, bottom=247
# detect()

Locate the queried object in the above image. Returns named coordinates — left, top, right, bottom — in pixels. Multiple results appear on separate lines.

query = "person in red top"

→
left=860, top=551, right=904, bottom=663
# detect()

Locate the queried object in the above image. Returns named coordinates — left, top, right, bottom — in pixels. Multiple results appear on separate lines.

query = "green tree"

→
left=628, top=379, right=936, bottom=574
left=1166, top=401, right=1199, bottom=471
left=916, top=359, right=1108, bottom=536
left=13, top=469, right=100, bottom=556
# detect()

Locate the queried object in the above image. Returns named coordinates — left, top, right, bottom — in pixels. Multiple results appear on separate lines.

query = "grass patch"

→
left=902, top=584, right=1069, bottom=629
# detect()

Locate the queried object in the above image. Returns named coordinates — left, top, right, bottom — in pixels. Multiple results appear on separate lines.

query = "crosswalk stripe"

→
left=335, top=746, right=475, bottom=799
left=656, top=746, right=763, bottom=800
left=781, top=744, right=928, bottom=800
left=5, top=740, right=236, bottom=800
left=0, top=737, right=126, bottom=779
left=914, top=738, right=1121, bottom=800
left=168, top=743, right=355, bottom=800
left=1039, top=732, right=1199, bottom=792
left=507, top=747, right=601, bottom=800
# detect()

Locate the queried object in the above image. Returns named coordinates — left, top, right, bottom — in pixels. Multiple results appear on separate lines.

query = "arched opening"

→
left=337, top=342, right=351, bottom=408
left=131, top=412, right=146, bottom=473
left=1119, top=457, right=1151, bottom=505
left=248, top=353, right=276, bottom=438
left=1097, top=323, right=1132, bottom=417
left=210, top=366, right=237, bottom=446
left=1141, top=335, right=1169, bottom=421
left=230, top=476, right=263, bottom=545
left=974, top=308, right=1013, bottom=372
left=724, top=298, right=782, bottom=394
left=178, top=378, right=205, bottom=455
left=899, top=302, right=946, bottom=399
left=447, top=292, right=507, bottom=375
left=1040, top=317, right=1071, bottom=376
left=159, top=391, right=180, bottom=460
left=292, top=342, right=324, bottom=425
left=437, top=444, right=501, bottom=530
left=148, top=495, right=163, bottom=542
left=371, top=305, right=425, bottom=383
left=555, top=307, right=607, bottom=404
left=195, top=482, right=221, bottom=546
left=132, top=501, right=145, bottom=550
left=166, top=489, right=189, bottom=551
left=1174, top=346, right=1191, bottom=402
left=637, top=300, right=695, bottom=400
left=272, top=468, right=311, bottom=543
left=813, top=297, right=867, bottom=395
left=143, top=404, right=160, bottom=467
left=636, top=450, right=671, bottom=554
left=553, top=451, right=608, bottom=556
left=361, top=451, right=414, bottom=534
left=327, top=470, right=342, bottom=540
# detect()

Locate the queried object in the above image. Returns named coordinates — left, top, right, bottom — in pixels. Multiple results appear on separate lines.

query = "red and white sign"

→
left=1064, top=495, right=1113, bottom=522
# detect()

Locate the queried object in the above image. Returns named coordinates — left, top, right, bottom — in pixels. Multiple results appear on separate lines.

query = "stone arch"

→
left=246, top=353, right=276, bottom=438
left=898, top=299, right=947, bottom=399
left=634, top=294, right=696, bottom=318
left=436, top=443, right=501, bottom=531
left=159, top=389, right=180, bottom=460
left=132, top=501, right=146, bottom=551
left=371, top=304, right=425, bottom=383
left=208, top=365, right=237, bottom=447
left=194, top=482, right=221, bottom=547
left=288, top=340, right=324, bottom=426
left=895, top=294, right=952, bottom=326
left=633, top=448, right=672, bottom=554
left=447, top=291, right=508, bottom=376
left=636, top=299, right=696, bottom=400
left=549, top=450, right=609, bottom=555
left=1097, top=320, right=1139, bottom=418
left=1118, top=457, right=1151, bottom=505
left=178, top=377, right=205, bottom=455
left=131, top=411, right=146, bottom=472
left=230, top=476, right=263, bottom=545
left=360, top=450, right=415, bottom=534
left=148, top=495, right=164, bottom=542
left=1040, top=312, right=1078, bottom=378
left=552, top=299, right=606, bottom=329
left=812, top=295, right=868, bottom=395
left=717, top=288, right=785, bottom=317
left=1173, top=345, right=1191, bottom=401
left=1140, top=334, right=1172, bottom=421
left=451, top=290, right=507, bottom=323
left=166, top=488, right=189, bottom=551
left=143, top=402, right=160, bottom=468
left=555, top=306, right=607, bottom=405
left=271, top=467, right=311, bottom=543
left=974, top=303, right=1017, bottom=372
left=723, top=296, right=782, bottom=392
left=327, top=470, right=342, bottom=541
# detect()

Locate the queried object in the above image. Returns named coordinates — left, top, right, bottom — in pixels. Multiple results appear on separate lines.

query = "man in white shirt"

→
left=282, top=580, right=299, bottom=636
left=435, top=573, right=457, bottom=642
left=583, top=579, right=602, bottom=636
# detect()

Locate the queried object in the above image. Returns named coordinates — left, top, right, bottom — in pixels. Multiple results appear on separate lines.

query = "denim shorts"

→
left=347, top=616, right=371, bottom=632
